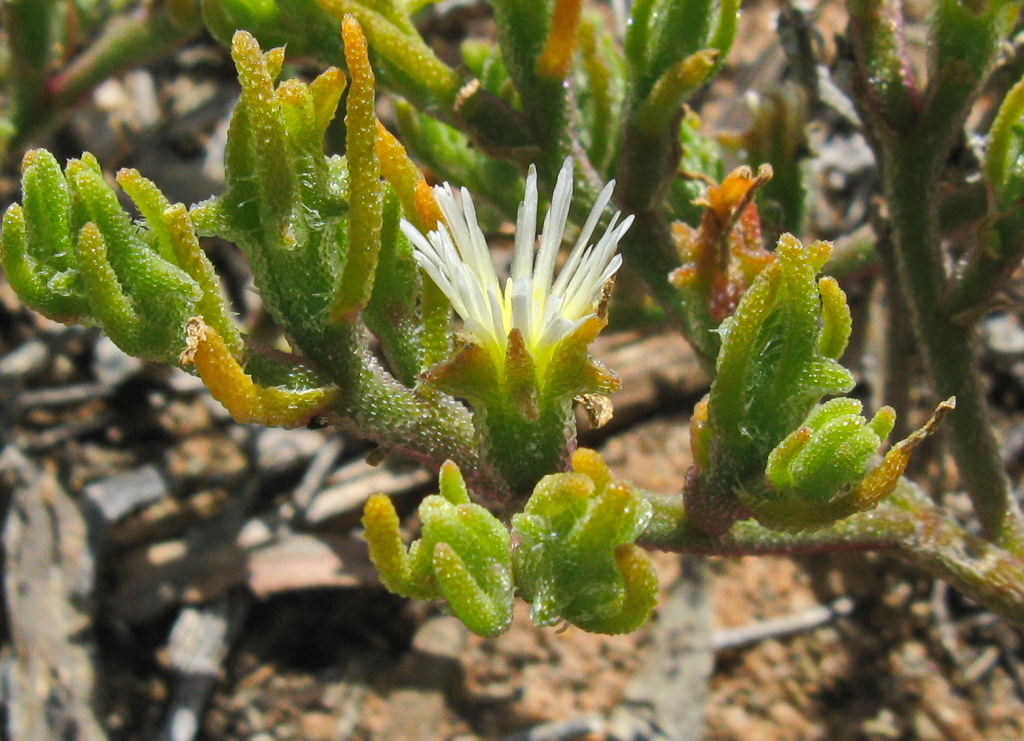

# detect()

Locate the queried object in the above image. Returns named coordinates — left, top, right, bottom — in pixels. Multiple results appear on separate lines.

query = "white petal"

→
left=400, top=219, right=433, bottom=253
left=534, top=156, right=574, bottom=297
left=513, top=166, right=538, bottom=282
left=537, top=315, right=580, bottom=351
left=458, top=186, right=497, bottom=288
left=454, top=265, right=491, bottom=330
left=560, top=227, right=613, bottom=312
left=537, top=293, right=565, bottom=344
left=561, top=219, right=629, bottom=317
left=404, top=160, right=626, bottom=363
left=484, top=283, right=504, bottom=337
left=553, top=179, right=615, bottom=295
left=432, top=184, right=464, bottom=245
left=596, top=253, right=623, bottom=288
left=510, top=274, right=533, bottom=345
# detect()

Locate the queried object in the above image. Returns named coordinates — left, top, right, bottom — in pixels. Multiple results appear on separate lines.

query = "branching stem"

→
left=640, top=479, right=1024, bottom=625
left=880, top=136, right=1024, bottom=553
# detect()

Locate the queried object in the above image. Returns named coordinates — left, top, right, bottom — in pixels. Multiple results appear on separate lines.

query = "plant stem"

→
left=881, top=137, right=1024, bottom=552
left=641, top=489, right=913, bottom=556
left=640, top=479, right=1024, bottom=625
left=312, top=324, right=506, bottom=502
left=948, top=211, right=1024, bottom=321
left=50, top=4, right=202, bottom=114
left=615, top=118, right=721, bottom=367
left=874, top=226, right=915, bottom=441
left=6, top=2, right=201, bottom=154
left=618, top=210, right=718, bottom=362
left=3, top=0, right=60, bottom=139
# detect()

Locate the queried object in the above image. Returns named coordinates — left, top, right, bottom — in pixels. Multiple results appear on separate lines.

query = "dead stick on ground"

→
left=1, top=445, right=106, bottom=741
left=711, top=596, right=855, bottom=652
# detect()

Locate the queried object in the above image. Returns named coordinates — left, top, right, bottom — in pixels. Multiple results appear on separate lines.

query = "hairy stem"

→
left=6, top=2, right=202, bottom=154
left=615, top=116, right=722, bottom=366
left=881, top=138, right=1024, bottom=552
left=313, top=324, right=505, bottom=501
left=3, top=0, right=60, bottom=141
left=51, top=4, right=202, bottom=113
left=640, top=479, right=1024, bottom=625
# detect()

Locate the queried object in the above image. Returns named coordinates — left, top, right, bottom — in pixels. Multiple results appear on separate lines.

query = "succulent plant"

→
left=3, top=0, right=1024, bottom=639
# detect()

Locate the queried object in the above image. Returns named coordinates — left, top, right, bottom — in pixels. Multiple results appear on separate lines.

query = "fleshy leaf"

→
left=330, top=16, right=383, bottom=322
left=180, top=318, right=337, bottom=428
left=748, top=398, right=953, bottom=532
left=511, top=449, right=657, bottom=634
left=685, top=234, right=860, bottom=533
left=190, top=31, right=350, bottom=362
left=361, top=462, right=513, bottom=637
left=1, top=150, right=88, bottom=322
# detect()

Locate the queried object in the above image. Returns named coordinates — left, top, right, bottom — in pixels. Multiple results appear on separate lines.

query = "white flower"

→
left=401, top=156, right=633, bottom=365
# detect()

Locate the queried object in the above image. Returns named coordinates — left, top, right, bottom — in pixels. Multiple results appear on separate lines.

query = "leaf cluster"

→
left=363, top=450, right=656, bottom=637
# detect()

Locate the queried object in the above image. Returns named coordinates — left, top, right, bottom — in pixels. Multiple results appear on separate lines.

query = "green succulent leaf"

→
left=202, top=0, right=347, bottom=64
left=1, top=149, right=89, bottom=321
left=984, top=73, right=1024, bottom=210
left=576, top=16, right=625, bottom=174
left=331, top=16, right=384, bottom=322
left=362, top=461, right=513, bottom=637
left=685, top=234, right=858, bottom=532
left=363, top=187, right=424, bottom=386
left=0, top=149, right=212, bottom=362
left=316, top=0, right=460, bottom=107
left=686, top=233, right=952, bottom=533
left=191, top=31, right=351, bottom=358
left=625, top=0, right=735, bottom=102
left=512, top=449, right=658, bottom=634
left=927, top=0, right=1017, bottom=127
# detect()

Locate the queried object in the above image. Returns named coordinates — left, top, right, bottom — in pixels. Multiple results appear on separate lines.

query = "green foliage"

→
left=1, top=1, right=204, bottom=162
left=685, top=235, right=863, bottom=531
left=575, top=16, right=625, bottom=174
left=191, top=31, right=351, bottom=358
left=709, top=236, right=853, bottom=454
left=512, top=449, right=657, bottom=634
left=686, top=235, right=949, bottom=533
left=320, top=0, right=460, bottom=108
left=926, top=0, right=1018, bottom=125
left=363, top=461, right=514, bottom=638
left=1, top=150, right=90, bottom=322
left=757, top=398, right=896, bottom=531
left=765, top=398, right=895, bottom=502
left=0, top=150, right=226, bottom=362
left=624, top=0, right=735, bottom=97
left=363, top=451, right=657, bottom=636
left=4, top=0, right=1024, bottom=634
left=362, top=188, right=423, bottom=387
left=424, top=318, right=619, bottom=501
left=202, top=0, right=347, bottom=61
left=986, top=83, right=1024, bottom=204
left=847, top=0, right=919, bottom=129
left=2, top=0, right=69, bottom=139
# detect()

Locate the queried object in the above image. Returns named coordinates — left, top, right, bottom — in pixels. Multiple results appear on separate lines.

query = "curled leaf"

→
left=362, top=462, right=513, bottom=637
left=686, top=234, right=858, bottom=533
left=180, top=317, right=337, bottom=428
left=747, top=398, right=954, bottom=532
left=512, top=449, right=657, bottom=634
left=331, top=16, right=383, bottom=322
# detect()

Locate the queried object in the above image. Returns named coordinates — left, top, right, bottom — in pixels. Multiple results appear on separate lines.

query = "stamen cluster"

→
left=402, top=157, right=632, bottom=364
